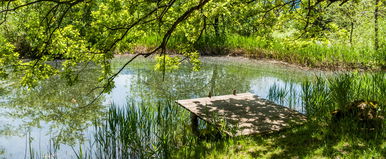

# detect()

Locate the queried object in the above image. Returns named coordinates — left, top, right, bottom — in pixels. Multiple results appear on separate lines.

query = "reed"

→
left=91, top=100, right=201, bottom=159
left=268, top=82, right=301, bottom=110
left=134, top=33, right=383, bottom=69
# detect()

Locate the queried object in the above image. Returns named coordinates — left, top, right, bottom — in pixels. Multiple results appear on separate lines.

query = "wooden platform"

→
left=176, top=93, right=307, bottom=136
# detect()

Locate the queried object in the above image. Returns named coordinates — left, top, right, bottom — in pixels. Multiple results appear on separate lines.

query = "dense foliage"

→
left=0, top=0, right=384, bottom=89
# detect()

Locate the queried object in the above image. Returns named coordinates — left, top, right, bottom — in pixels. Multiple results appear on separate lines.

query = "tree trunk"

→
left=350, top=21, right=354, bottom=47
left=374, top=0, right=379, bottom=51
left=214, top=16, right=220, bottom=37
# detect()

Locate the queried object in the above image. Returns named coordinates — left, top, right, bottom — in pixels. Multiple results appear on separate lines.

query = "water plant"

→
left=92, top=100, right=199, bottom=159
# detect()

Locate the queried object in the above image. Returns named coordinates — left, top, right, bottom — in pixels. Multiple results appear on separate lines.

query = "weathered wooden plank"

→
left=176, top=93, right=307, bottom=136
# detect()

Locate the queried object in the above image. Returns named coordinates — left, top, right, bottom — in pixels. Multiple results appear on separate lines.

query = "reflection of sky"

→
left=103, top=74, right=134, bottom=107
left=1, top=70, right=138, bottom=158
left=250, top=77, right=303, bottom=112
left=0, top=117, right=80, bottom=159
left=250, top=76, right=284, bottom=98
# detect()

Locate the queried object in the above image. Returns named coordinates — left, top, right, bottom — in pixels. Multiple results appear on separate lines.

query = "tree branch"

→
left=84, top=0, right=211, bottom=107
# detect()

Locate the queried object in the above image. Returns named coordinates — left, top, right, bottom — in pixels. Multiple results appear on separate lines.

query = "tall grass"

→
left=267, top=72, right=385, bottom=125
left=88, top=100, right=238, bottom=159
left=226, top=35, right=381, bottom=68
left=91, top=100, right=198, bottom=159
left=133, top=33, right=383, bottom=69
left=265, top=72, right=385, bottom=157
left=268, top=82, right=302, bottom=111
left=301, top=73, right=385, bottom=158
left=303, top=73, right=385, bottom=121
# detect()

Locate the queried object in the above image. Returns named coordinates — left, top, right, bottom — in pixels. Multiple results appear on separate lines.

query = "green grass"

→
left=129, top=33, right=385, bottom=69
left=225, top=34, right=383, bottom=69
left=179, top=122, right=385, bottom=158
left=182, top=72, right=385, bottom=158
left=91, top=100, right=197, bottom=159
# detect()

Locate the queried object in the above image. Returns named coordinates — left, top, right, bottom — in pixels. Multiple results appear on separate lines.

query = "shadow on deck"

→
left=176, top=93, right=307, bottom=136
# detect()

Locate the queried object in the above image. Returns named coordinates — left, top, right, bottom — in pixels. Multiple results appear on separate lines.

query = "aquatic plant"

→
left=92, top=100, right=198, bottom=159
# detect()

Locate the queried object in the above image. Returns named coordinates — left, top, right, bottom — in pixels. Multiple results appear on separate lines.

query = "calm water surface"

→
left=0, top=56, right=320, bottom=158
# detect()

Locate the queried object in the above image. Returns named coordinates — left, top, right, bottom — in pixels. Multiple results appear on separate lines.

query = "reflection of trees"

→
left=0, top=87, right=5, bottom=97
left=130, top=64, right=252, bottom=101
left=1, top=67, right=106, bottom=144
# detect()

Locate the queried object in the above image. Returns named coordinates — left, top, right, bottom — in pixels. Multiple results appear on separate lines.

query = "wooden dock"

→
left=176, top=93, right=307, bottom=136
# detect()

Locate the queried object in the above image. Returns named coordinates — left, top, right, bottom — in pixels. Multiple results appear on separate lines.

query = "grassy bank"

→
left=130, top=34, right=385, bottom=70
left=76, top=72, right=385, bottom=158
left=197, top=72, right=385, bottom=158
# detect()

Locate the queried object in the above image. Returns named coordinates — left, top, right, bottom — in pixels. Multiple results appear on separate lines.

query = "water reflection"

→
left=0, top=57, right=311, bottom=158
left=135, top=65, right=251, bottom=100
left=109, top=59, right=305, bottom=109
left=0, top=67, right=105, bottom=158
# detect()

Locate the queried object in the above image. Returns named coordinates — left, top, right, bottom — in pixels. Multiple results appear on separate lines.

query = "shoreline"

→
left=114, top=45, right=385, bottom=72
left=114, top=53, right=385, bottom=72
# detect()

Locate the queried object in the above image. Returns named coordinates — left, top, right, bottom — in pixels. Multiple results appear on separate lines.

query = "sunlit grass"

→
left=225, top=34, right=381, bottom=68
left=178, top=121, right=384, bottom=158
left=133, top=33, right=384, bottom=69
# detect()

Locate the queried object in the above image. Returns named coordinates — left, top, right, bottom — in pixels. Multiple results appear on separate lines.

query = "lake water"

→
left=0, top=56, right=320, bottom=158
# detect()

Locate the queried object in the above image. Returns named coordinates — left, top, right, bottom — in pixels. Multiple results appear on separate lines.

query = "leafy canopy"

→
left=0, top=0, right=368, bottom=90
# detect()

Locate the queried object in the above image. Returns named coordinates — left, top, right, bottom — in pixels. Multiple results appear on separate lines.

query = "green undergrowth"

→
left=180, top=122, right=385, bottom=159
left=132, top=34, right=385, bottom=70
left=226, top=35, right=385, bottom=69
